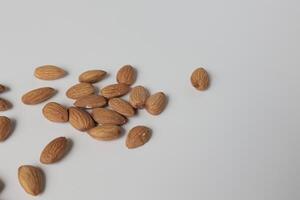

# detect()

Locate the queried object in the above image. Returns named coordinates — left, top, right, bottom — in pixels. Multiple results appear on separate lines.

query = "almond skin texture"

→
left=0, top=98, right=12, bottom=111
left=79, top=70, right=107, bottom=83
left=129, top=86, right=150, bottom=109
left=22, top=87, right=56, bottom=105
left=69, top=107, right=95, bottom=131
left=191, top=67, right=209, bottom=91
left=34, top=65, right=66, bottom=80
left=116, top=65, right=136, bottom=85
left=74, top=95, right=107, bottom=109
left=145, top=92, right=167, bottom=115
left=66, top=83, right=95, bottom=99
left=126, top=126, right=152, bottom=149
left=0, top=84, right=6, bottom=93
left=88, top=125, right=121, bottom=141
left=92, top=108, right=127, bottom=125
left=18, top=165, right=44, bottom=196
left=40, top=137, right=69, bottom=164
left=108, top=98, right=135, bottom=117
left=42, top=102, right=68, bottom=123
left=0, top=116, right=12, bottom=141
left=101, top=83, right=130, bottom=99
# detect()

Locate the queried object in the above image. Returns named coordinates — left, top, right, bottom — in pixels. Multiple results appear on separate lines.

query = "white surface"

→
left=0, top=0, right=299, bottom=199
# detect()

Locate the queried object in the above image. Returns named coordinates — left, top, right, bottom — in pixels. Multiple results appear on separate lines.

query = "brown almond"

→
left=101, top=83, right=130, bottom=99
left=66, top=83, right=95, bottom=99
left=0, top=84, right=6, bottom=93
left=92, top=108, right=127, bottom=125
left=0, top=98, right=12, bottom=111
left=18, top=165, right=44, bottom=196
left=0, top=116, right=12, bottom=141
left=69, top=107, right=95, bottom=131
left=145, top=92, right=167, bottom=115
left=108, top=98, right=135, bottom=117
left=40, top=137, right=69, bottom=164
left=34, top=65, right=66, bottom=80
left=129, top=86, right=150, bottom=109
left=22, top=87, right=56, bottom=105
left=88, top=125, right=121, bottom=141
left=42, top=102, right=68, bottom=123
left=126, top=126, right=151, bottom=149
left=74, top=95, right=107, bottom=109
left=191, top=67, right=209, bottom=90
left=116, top=65, right=136, bottom=85
left=79, top=70, right=107, bottom=83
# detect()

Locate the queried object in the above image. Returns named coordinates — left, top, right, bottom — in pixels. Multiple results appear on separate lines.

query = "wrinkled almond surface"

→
left=101, top=83, right=130, bottom=99
left=66, top=83, right=95, bottom=99
left=0, top=98, right=12, bottom=111
left=191, top=67, right=209, bottom=91
left=92, top=108, right=127, bottom=125
left=129, top=86, right=149, bottom=109
left=79, top=70, right=107, bottom=83
left=40, top=137, right=69, bottom=164
left=88, top=125, right=121, bottom=141
left=34, top=65, right=66, bottom=80
left=42, top=102, right=68, bottom=123
left=0, top=116, right=12, bottom=141
left=108, top=98, right=135, bottom=117
left=126, top=126, right=151, bottom=148
left=22, top=87, right=56, bottom=105
left=116, top=65, right=136, bottom=85
left=74, top=95, right=107, bottom=109
left=69, top=107, right=95, bottom=131
left=18, top=165, right=44, bottom=196
left=145, top=92, right=167, bottom=115
left=0, top=84, right=6, bottom=93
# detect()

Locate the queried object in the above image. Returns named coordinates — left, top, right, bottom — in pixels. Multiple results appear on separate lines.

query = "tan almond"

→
left=0, top=116, right=12, bottom=141
left=190, top=67, right=209, bottom=91
left=18, top=165, right=44, bottom=196
left=40, top=137, right=69, bottom=164
left=69, top=107, right=95, bottom=131
left=42, top=102, right=68, bottom=123
left=74, top=95, right=107, bottom=109
left=92, top=108, right=127, bottom=125
left=108, top=98, right=135, bottom=117
left=66, top=83, right=95, bottom=99
left=22, top=87, right=56, bottom=105
left=0, top=84, right=6, bottom=93
left=145, top=92, right=167, bottom=115
left=34, top=65, right=66, bottom=80
left=116, top=65, right=136, bottom=85
left=129, top=86, right=150, bottom=109
left=101, top=83, right=130, bottom=99
left=79, top=70, right=107, bottom=83
left=0, top=98, right=12, bottom=111
left=88, top=125, right=121, bottom=141
left=126, top=126, right=152, bottom=149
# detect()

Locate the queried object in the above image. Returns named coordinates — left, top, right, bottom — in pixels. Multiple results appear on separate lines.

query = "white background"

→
left=0, top=0, right=299, bottom=199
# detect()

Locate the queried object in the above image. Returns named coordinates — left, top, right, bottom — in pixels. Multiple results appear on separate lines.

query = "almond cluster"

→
left=0, top=84, right=13, bottom=142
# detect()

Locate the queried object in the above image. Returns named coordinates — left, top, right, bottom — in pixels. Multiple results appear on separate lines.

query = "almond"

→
left=79, top=70, right=107, bottom=83
left=42, top=102, right=68, bottom=123
left=34, top=65, right=66, bottom=80
left=101, top=83, right=130, bottom=99
left=129, top=86, right=149, bottom=109
left=92, top=108, right=127, bottom=125
left=145, top=92, right=167, bottom=115
left=190, top=67, right=209, bottom=90
left=126, top=126, right=151, bottom=149
left=0, top=116, right=12, bottom=141
left=69, top=107, right=95, bottom=131
left=74, top=95, right=107, bottom=109
left=40, top=137, right=69, bottom=164
left=116, top=65, right=136, bottom=85
left=66, top=83, right=95, bottom=99
left=22, top=87, right=56, bottom=105
left=0, top=98, right=12, bottom=111
left=0, top=84, right=6, bottom=93
left=18, top=165, right=44, bottom=196
left=88, top=125, right=121, bottom=141
left=108, top=98, right=135, bottom=117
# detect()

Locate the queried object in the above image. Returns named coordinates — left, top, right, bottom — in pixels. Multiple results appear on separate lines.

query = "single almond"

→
left=145, top=92, right=167, bottom=115
left=42, top=102, right=68, bottom=123
left=40, top=137, right=69, bottom=164
left=79, top=70, right=107, bottom=83
left=66, top=83, right=95, bottom=99
left=191, top=67, right=209, bottom=90
left=18, top=165, right=44, bottom=196
left=92, top=108, right=127, bottom=125
left=0, top=84, right=6, bottom=93
left=116, top=65, right=136, bottom=85
left=88, top=125, right=121, bottom=141
left=69, top=107, right=95, bottom=131
left=22, top=87, right=56, bottom=105
left=74, top=95, right=107, bottom=109
left=129, top=86, right=150, bottom=109
left=126, top=126, right=152, bottom=149
left=0, top=98, right=12, bottom=111
left=101, top=83, right=130, bottom=99
left=0, top=116, right=12, bottom=141
left=108, top=98, right=135, bottom=117
left=34, top=65, right=66, bottom=80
